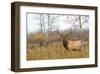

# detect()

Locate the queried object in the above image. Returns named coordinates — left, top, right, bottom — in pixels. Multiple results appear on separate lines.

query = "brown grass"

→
left=27, top=42, right=89, bottom=60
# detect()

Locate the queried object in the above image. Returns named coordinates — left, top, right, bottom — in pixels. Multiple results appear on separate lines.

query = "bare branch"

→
left=81, top=16, right=89, bottom=25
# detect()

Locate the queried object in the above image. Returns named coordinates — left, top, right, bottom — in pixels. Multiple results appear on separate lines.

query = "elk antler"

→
left=56, top=28, right=70, bottom=50
left=57, top=28, right=64, bottom=37
left=56, top=27, right=72, bottom=38
left=65, top=29, right=72, bottom=38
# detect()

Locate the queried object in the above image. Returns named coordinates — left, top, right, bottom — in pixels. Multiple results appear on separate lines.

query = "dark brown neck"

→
left=62, top=37, right=69, bottom=50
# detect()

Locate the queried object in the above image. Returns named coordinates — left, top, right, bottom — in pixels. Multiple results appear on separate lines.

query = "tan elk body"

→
left=68, top=40, right=81, bottom=51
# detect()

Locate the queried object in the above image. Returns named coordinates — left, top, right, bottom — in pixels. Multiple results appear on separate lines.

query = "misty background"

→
left=27, top=13, right=89, bottom=35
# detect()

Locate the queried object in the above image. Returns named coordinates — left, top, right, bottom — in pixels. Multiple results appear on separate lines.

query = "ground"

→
left=27, top=41, right=89, bottom=60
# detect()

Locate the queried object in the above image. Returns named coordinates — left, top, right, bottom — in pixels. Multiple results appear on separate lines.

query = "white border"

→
left=20, top=6, right=95, bottom=68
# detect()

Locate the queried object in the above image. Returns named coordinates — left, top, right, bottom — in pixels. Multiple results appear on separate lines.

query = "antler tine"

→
left=65, top=28, right=72, bottom=37
left=57, top=28, right=63, bottom=37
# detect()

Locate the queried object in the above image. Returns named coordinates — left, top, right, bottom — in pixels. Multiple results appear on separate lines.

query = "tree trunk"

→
left=79, top=16, right=83, bottom=50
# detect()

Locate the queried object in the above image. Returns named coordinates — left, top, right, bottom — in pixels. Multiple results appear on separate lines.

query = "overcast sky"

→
left=27, top=13, right=89, bottom=34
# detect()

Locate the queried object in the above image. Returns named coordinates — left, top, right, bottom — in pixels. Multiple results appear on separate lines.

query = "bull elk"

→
left=57, top=29, right=82, bottom=51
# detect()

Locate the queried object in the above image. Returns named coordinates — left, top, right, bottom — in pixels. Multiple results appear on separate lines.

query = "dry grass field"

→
left=27, top=41, right=89, bottom=60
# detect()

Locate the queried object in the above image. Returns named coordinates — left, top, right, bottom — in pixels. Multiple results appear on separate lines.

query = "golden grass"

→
left=27, top=42, right=89, bottom=60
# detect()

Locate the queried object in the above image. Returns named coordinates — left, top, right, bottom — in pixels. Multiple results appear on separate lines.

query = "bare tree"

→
left=38, top=14, right=46, bottom=33
left=34, top=14, right=59, bottom=47
left=46, top=14, right=59, bottom=47
left=78, top=15, right=89, bottom=50
left=33, top=14, right=47, bottom=47
left=35, top=14, right=59, bottom=35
